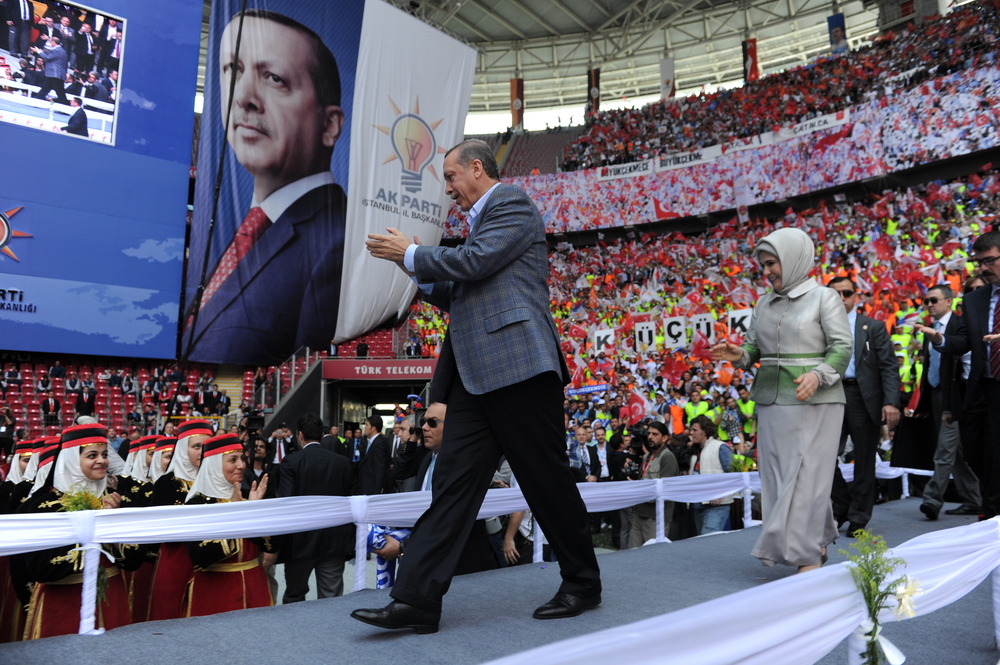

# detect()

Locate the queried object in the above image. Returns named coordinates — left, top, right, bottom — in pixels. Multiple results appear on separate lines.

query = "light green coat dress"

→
left=736, top=278, right=852, bottom=567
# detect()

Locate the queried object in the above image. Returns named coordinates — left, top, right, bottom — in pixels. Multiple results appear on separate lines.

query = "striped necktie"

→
left=200, top=207, right=270, bottom=308
left=990, top=290, right=1000, bottom=379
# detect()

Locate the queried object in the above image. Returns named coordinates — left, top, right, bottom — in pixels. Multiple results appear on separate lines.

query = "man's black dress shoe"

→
left=351, top=601, right=440, bottom=634
left=944, top=505, right=981, bottom=516
left=533, top=592, right=601, bottom=620
left=846, top=523, right=865, bottom=538
left=919, top=503, right=939, bottom=521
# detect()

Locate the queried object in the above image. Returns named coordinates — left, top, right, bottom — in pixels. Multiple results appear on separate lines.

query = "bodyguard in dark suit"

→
left=357, top=140, right=601, bottom=633
left=913, top=285, right=981, bottom=520
left=919, top=232, right=1000, bottom=517
left=828, top=278, right=900, bottom=535
left=268, top=414, right=353, bottom=602
left=75, top=387, right=95, bottom=417
left=6, top=0, right=32, bottom=57
left=182, top=11, right=347, bottom=366
left=388, top=403, right=499, bottom=575
left=357, top=416, right=390, bottom=496
left=62, top=97, right=88, bottom=136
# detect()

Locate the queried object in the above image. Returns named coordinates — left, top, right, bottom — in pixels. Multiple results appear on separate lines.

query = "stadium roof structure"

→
left=385, top=0, right=881, bottom=113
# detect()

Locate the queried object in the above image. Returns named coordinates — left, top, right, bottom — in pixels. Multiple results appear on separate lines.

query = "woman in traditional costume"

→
left=123, top=436, right=176, bottom=623
left=0, top=438, right=37, bottom=643
left=146, top=419, right=213, bottom=621
left=20, top=424, right=142, bottom=639
left=712, top=227, right=851, bottom=573
left=182, top=432, right=273, bottom=616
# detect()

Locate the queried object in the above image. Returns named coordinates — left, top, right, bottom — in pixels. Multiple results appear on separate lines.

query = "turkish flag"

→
left=568, top=324, right=588, bottom=340
left=652, top=197, right=681, bottom=220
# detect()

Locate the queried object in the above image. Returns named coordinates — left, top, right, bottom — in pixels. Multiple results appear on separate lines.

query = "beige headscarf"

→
left=755, top=227, right=815, bottom=296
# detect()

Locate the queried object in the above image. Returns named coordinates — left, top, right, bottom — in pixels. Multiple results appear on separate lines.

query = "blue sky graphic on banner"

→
left=0, top=0, right=203, bottom=358
left=183, top=0, right=474, bottom=366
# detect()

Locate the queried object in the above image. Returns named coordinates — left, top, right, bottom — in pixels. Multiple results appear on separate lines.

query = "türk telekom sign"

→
left=322, top=359, right=437, bottom=380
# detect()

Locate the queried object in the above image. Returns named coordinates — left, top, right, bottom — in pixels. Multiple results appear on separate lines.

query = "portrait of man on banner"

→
left=184, top=4, right=362, bottom=365
left=828, top=13, right=848, bottom=55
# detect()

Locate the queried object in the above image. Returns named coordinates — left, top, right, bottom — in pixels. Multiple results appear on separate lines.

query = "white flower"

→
left=892, top=575, right=923, bottom=619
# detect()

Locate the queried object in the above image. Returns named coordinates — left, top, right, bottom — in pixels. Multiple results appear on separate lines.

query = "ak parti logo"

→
left=0, top=206, right=31, bottom=261
left=374, top=97, right=447, bottom=194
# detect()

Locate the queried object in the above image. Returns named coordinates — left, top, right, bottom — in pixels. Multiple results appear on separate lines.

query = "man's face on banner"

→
left=219, top=16, right=344, bottom=198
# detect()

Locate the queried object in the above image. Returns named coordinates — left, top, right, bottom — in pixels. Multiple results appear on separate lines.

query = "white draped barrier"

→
left=486, top=518, right=1000, bottom=665
left=0, top=467, right=945, bottom=640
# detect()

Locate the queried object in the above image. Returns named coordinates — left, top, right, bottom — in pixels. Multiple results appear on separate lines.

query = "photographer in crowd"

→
left=627, top=422, right=679, bottom=548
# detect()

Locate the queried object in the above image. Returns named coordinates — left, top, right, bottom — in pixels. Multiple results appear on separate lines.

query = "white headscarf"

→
left=149, top=437, right=176, bottom=483
left=755, top=227, right=816, bottom=296
left=185, top=434, right=243, bottom=502
left=28, top=438, right=62, bottom=497
left=166, top=434, right=201, bottom=482
left=53, top=442, right=108, bottom=497
left=6, top=440, right=35, bottom=485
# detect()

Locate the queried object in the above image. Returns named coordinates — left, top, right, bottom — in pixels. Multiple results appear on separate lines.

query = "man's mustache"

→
left=229, top=113, right=269, bottom=136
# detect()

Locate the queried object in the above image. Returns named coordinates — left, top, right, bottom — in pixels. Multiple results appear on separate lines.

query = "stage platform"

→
left=1, top=498, right=993, bottom=665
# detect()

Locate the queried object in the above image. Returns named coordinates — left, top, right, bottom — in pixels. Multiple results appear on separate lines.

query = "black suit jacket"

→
left=40, top=398, right=60, bottom=415
left=75, top=393, right=95, bottom=416
left=320, top=434, right=350, bottom=459
left=185, top=182, right=347, bottom=365
left=357, top=434, right=390, bottom=495
left=275, top=443, right=354, bottom=562
left=919, top=313, right=964, bottom=417
left=939, top=285, right=997, bottom=408
left=850, top=313, right=902, bottom=424
left=64, top=107, right=87, bottom=136
left=6, top=1, right=28, bottom=25
left=265, top=436, right=298, bottom=464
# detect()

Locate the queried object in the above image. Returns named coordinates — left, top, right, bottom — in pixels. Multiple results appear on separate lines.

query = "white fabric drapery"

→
left=2, top=464, right=989, bottom=661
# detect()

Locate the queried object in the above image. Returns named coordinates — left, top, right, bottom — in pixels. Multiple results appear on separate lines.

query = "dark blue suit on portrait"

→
left=185, top=183, right=346, bottom=366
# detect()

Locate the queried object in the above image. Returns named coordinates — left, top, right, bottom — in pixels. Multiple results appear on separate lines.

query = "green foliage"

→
left=840, top=529, right=907, bottom=665
left=729, top=454, right=756, bottom=472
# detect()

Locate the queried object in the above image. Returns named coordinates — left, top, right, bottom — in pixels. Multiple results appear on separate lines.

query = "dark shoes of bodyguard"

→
left=351, top=593, right=601, bottom=633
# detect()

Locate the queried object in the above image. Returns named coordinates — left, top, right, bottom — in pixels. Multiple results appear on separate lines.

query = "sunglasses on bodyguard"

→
left=420, top=417, right=444, bottom=428
left=925, top=297, right=949, bottom=305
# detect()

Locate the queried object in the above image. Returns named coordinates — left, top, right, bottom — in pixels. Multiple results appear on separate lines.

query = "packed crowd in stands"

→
left=413, top=164, right=1000, bottom=446
left=0, top=361, right=242, bottom=442
left=561, top=2, right=1000, bottom=171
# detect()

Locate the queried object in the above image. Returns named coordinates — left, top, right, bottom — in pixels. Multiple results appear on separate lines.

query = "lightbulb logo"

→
left=0, top=206, right=31, bottom=261
left=375, top=96, right=447, bottom=194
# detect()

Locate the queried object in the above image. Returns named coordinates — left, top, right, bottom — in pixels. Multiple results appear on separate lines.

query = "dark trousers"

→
left=282, top=555, right=345, bottom=603
left=973, top=379, right=1000, bottom=518
left=390, top=371, right=601, bottom=613
left=831, top=383, right=880, bottom=528
left=34, top=77, right=68, bottom=104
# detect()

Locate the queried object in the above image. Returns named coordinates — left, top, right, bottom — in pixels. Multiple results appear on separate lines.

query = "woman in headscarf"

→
left=182, top=433, right=274, bottom=616
left=19, top=424, right=141, bottom=639
left=146, top=419, right=213, bottom=621
left=712, top=227, right=851, bottom=573
left=109, top=433, right=156, bottom=623
left=124, top=435, right=176, bottom=623
left=149, top=436, right=176, bottom=484
left=0, top=439, right=37, bottom=644
left=116, top=434, right=157, bottom=508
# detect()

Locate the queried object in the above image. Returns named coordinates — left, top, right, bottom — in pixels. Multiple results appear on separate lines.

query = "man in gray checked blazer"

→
left=354, top=139, right=602, bottom=634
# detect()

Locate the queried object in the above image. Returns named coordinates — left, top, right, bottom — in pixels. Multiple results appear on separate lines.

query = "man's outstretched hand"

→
left=366, top=228, right=420, bottom=276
